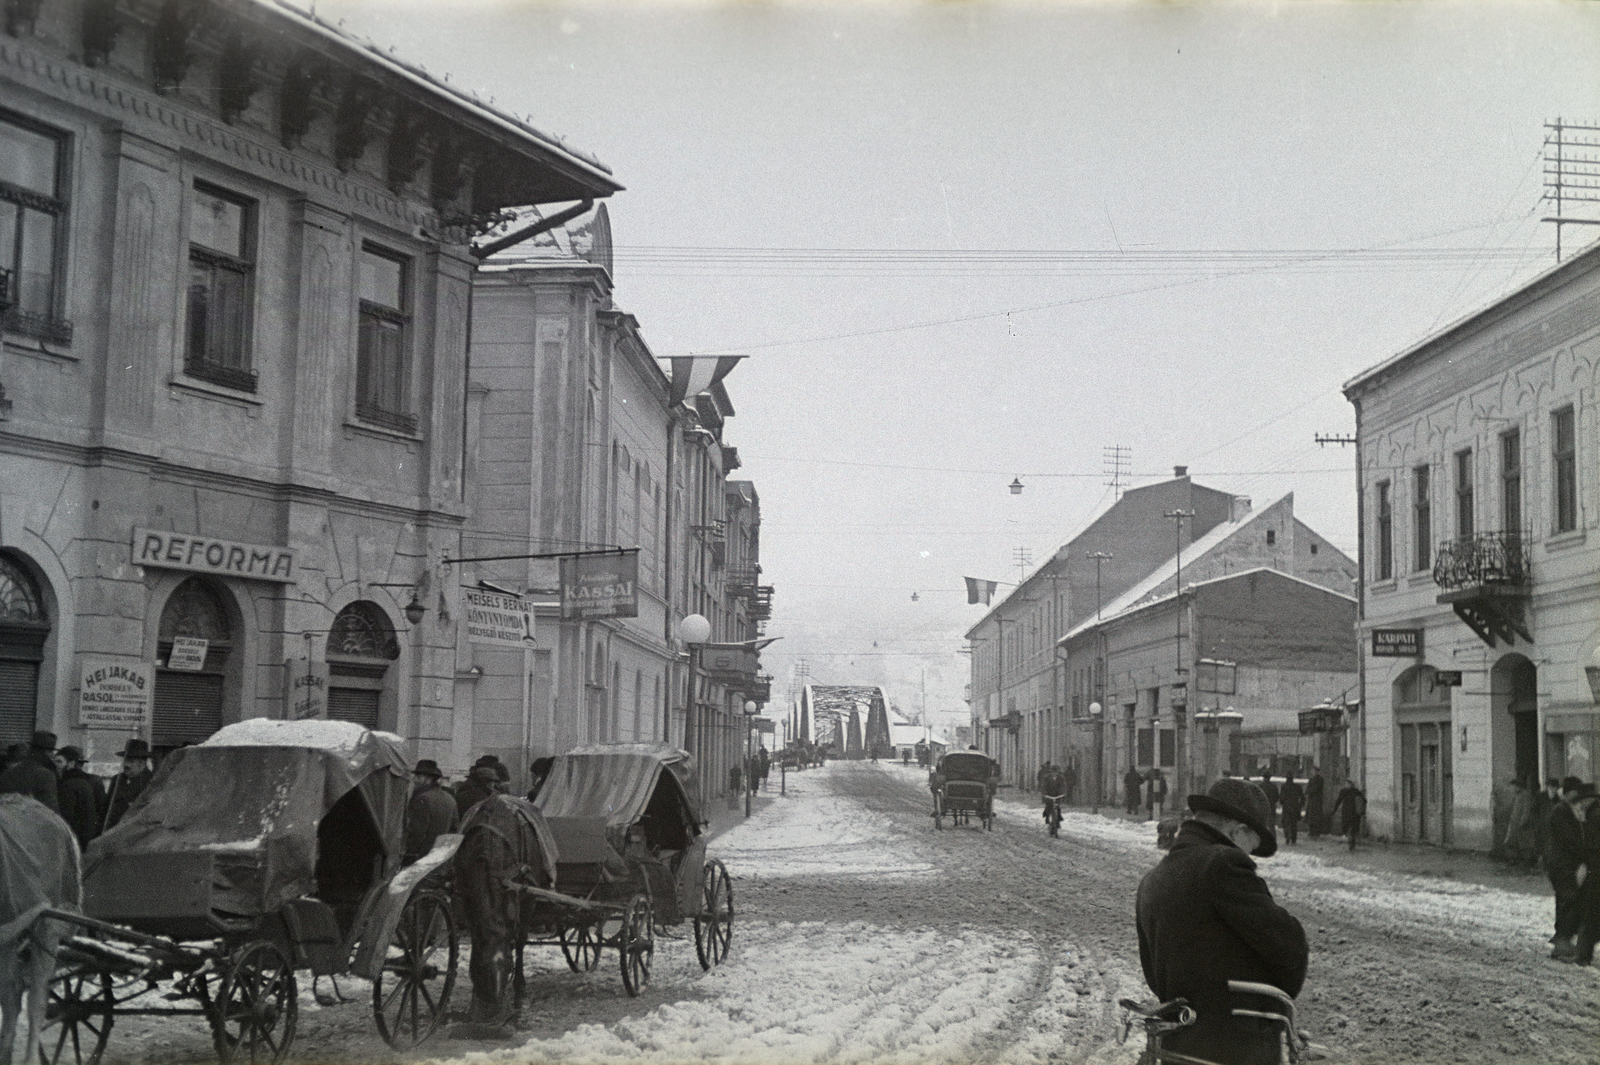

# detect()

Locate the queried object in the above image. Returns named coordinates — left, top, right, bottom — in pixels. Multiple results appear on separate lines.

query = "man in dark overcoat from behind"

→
left=0, top=730, right=62, bottom=814
left=402, top=759, right=458, bottom=865
left=1136, top=777, right=1309, bottom=1065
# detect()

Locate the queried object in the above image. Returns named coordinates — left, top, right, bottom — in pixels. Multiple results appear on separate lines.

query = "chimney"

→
left=1174, top=465, right=1188, bottom=478
left=1231, top=495, right=1253, bottom=522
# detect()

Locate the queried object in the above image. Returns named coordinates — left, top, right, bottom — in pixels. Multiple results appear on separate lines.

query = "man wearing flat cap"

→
left=1136, top=777, right=1309, bottom=1065
left=0, top=729, right=62, bottom=814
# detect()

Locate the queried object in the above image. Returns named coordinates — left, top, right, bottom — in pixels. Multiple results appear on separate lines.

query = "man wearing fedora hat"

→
left=102, top=738, right=152, bottom=832
left=0, top=729, right=62, bottom=814
left=403, top=759, right=459, bottom=865
left=1136, top=777, right=1309, bottom=1065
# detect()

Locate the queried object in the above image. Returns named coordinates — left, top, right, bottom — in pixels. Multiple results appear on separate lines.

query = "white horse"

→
left=0, top=794, right=82, bottom=1065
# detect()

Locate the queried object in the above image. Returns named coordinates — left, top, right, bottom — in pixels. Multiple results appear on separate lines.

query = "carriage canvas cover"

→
left=533, top=744, right=703, bottom=832
left=83, top=720, right=411, bottom=922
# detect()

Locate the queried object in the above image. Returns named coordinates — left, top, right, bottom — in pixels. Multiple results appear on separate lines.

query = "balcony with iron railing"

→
left=1432, top=530, right=1532, bottom=647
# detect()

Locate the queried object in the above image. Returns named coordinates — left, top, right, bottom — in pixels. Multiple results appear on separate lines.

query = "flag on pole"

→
left=964, top=577, right=998, bottom=605
left=669, top=355, right=745, bottom=406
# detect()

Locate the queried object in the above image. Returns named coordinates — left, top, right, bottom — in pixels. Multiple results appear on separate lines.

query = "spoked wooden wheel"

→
left=559, top=923, right=602, bottom=973
left=373, top=890, right=458, bottom=1049
left=618, top=894, right=655, bottom=997
left=693, top=859, right=733, bottom=971
left=39, top=964, right=115, bottom=1065
left=211, top=940, right=297, bottom=1065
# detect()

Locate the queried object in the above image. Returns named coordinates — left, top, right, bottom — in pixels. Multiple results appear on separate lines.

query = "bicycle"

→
left=1118, top=980, right=1328, bottom=1065
left=1042, top=794, right=1065, bottom=838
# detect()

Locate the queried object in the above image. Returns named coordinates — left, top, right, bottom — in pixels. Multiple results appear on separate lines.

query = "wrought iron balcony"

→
left=1431, top=531, right=1530, bottom=592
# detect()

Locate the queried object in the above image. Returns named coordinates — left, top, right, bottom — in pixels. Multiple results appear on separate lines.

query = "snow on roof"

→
left=202, top=718, right=378, bottom=756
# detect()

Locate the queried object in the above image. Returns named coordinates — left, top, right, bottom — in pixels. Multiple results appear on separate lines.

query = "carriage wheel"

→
left=618, top=895, right=655, bottom=997
left=693, top=859, right=733, bottom=971
left=211, top=940, right=297, bottom=1065
left=372, top=890, right=458, bottom=1049
left=559, top=923, right=602, bottom=973
left=38, top=965, right=115, bottom=1065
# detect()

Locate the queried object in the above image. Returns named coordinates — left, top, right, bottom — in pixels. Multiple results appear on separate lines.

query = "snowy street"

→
left=75, top=760, right=1599, bottom=1064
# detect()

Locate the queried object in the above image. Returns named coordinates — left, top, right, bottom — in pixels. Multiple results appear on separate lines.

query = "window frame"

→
left=1454, top=448, right=1473, bottom=539
left=1500, top=429, right=1521, bottom=536
left=0, top=110, right=72, bottom=345
left=1553, top=406, right=1577, bottom=534
left=1412, top=464, right=1431, bottom=572
left=354, top=242, right=417, bottom=435
left=184, top=180, right=257, bottom=392
left=1376, top=479, right=1393, bottom=581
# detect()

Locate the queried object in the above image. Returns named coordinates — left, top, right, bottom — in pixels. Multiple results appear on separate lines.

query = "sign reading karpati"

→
left=560, top=550, right=640, bottom=620
left=78, top=657, right=153, bottom=730
left=464, top=588, right=535, bottom=648
left=134, top=527, right=295, bottom=583
left=1371, top=628, right=1423, bottom=657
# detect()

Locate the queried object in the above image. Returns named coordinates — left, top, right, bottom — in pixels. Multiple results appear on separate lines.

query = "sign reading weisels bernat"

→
left=560, top=550, right=640, bottom=620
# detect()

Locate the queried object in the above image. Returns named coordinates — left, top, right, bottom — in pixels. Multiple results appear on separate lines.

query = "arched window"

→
left=325, top=602, right=399, bottom=729
left=153, top=577, right=233, bottom=750
left=0, top=552, right=50, bottom=746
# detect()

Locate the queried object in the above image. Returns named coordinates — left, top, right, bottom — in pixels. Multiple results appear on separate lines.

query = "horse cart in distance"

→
left=930, top=750, right=998, bottom=830
left=510, top=743, right=733, bottom=997
left=44, top=719, right=461, bottom=1065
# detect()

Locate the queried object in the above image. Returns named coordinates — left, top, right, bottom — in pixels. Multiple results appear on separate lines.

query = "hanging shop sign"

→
left=464, top=588, right=536, bottom=648
left=560, top=550, right=639, bottom=620
left=1298, top=707, right=1345, bottom=734
left=284, top=658, right=329, bottom=721
left=1434, top=670, right=1463, bottom=687
left=133, top=527, right=296, bottom=583
left=1371, top=628, right=1423, bottom=657
left=78, top=657, right=153, bottom=731
left=166, top=637, right=208, bottom=671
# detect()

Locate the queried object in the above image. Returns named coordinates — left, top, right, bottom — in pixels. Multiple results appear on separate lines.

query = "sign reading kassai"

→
left=560, top=550, right=639, bottom=620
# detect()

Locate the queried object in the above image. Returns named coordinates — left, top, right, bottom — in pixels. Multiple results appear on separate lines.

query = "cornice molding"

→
left=0, top=35, right=447, bottom=235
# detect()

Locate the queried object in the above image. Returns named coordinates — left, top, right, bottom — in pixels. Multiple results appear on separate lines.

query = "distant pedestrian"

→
left=1124, top=767, right=1144, bottom=816
left=1278, top=776, right=1304, bottom=846
left=1329, top=780, right=1366, bottom=851
left=1568, top=784, right=1600, bottom=966
left=102, top=738, right=152, bottom=832
left=1502, top=778, right=1540, bottom=868
left=0, top=730, right=62, bottom=815
left=1304, top=769, right=1326, bottom=838
left=758, top=747, right=771, bottom=789
left=1062, top=762, right=1078, bottom=806
left=1546, top=777, right=1585, bottom=961
left=1257, top=771, right=1280, bottom=829
left=1146, top=768, right=1169, bottom=822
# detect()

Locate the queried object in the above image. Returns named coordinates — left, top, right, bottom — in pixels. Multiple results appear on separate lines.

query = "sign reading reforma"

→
left=284, top=658, right=329, bottom=721
left=560, top=550, right=639, bottom=620
left=1371, top=628, right=1423, bottom=657
left=133, top=527, right=296, bottom=583
left=78, top=657, right=153, bottom=731
left=464, top=588, right=535, bottom=648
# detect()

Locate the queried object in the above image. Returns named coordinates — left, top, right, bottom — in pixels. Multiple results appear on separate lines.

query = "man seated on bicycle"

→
left=1135, top=778, right=1309, bottom=1065
left=1038, top=762, right=1066, bottom=820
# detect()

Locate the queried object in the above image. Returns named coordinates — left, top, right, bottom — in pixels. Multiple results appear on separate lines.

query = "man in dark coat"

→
left=1304, top=769, right=1326, bottom=838
left=1256, top=772, right=1280, bottom=829
left=526, top=756, right=554, bottom=802
left=0, top=730, right=62, bottom=814
left=1547, top=777, right=1586, bottom=961
left=1329, top=780, right=1366, bottom=851
left=1568, top=784, right=1600, bottom=966
left=403, top=759, right=459, bottom=865
left=1137, top=778, right=1309, bottom=1065
left=1124, top=766, right=1144, bottom=815
left=1278, top=776, right=1305, bottom=846
left=56, top=746, right=106, bottom=849
left=102, top=739, right=152, bottom=832
left=454, top=755, right=500, bottom=817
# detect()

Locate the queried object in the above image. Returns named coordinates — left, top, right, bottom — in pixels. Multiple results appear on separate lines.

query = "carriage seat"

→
left=544, top=816, right=630, bottom=883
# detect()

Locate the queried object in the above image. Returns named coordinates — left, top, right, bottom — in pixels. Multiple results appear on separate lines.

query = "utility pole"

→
left=1165, top=511, right=1195, bottom=673
left=1543, top=118, right=1600, bottom=261
left=1087, top=551, right=1113, bottom=619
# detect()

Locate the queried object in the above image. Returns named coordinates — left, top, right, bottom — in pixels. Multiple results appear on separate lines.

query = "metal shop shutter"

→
left=327, top=687, right=380, bottom=729
left=153, top=671, right=225, bottom=747
left=0, top=659, right=38, bottom=747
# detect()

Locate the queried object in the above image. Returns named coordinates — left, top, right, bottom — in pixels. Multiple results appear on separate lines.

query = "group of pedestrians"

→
left=1539, top=776, right=1600, bottom=965
left=1122, top=766, right=1169, bottom=819
left=401, top=751, right=562, bottom=865
left=0, top=731, right=153, bottom=848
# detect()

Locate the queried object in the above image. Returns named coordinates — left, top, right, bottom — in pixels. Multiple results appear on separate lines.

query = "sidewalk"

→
left=704, top=784, right=778, bottom=844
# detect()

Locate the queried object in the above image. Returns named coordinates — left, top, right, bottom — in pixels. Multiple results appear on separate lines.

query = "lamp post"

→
left=743, top=699, right=759, bottom=817
left=1089, top=701, right=1104, bottom=814
left=678, top=613, right=711, bottom=778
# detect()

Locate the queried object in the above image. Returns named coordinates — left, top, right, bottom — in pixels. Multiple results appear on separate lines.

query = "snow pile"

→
left=203, top=717, right=369, bottom=754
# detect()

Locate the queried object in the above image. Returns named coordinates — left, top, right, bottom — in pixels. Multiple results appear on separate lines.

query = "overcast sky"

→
left=316, top=0, right=1600, bottom=728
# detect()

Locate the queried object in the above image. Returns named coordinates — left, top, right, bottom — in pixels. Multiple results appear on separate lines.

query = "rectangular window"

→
left=1376, top=480, right=1393, bottom=580
left=185, top=182, right=255, bottom=390
left=356, top=245, right=415, bottom=433
left=1413, top=465, right=1431, bottom=571
left=1159, top=728, right=1176, bottom=768
left=1454, top=449, right=1473, bottom=538
left=1553, top=407, right=1576, bottom=533
left=0, top=114, right=70, bottom=343
left=1137, top=727, right=1154, bottom=766
left=1501, top=430, right=1521, bottom=535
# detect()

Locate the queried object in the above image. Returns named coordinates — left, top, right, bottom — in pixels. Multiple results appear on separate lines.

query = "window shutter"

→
left=153, top=670, right=224, bottom=746
left=328, top=687, right=380, bottom=729
left=0, top=659, right=38, bottom=746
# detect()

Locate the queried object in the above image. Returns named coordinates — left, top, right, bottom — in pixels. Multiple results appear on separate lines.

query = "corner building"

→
left=1345, top=239, right=1600, bottom=852
left=0, top=0, right=618, bottom=760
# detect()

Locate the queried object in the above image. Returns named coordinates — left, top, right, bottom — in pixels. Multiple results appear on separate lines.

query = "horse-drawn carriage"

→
left=930, top=750, right=998, bottom=830
left=504, top=744, right=732, bottom=998
left=38, top=720, right=460, bottom=1065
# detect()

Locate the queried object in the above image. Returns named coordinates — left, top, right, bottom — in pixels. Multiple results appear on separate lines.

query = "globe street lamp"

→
left=678, top=614, right=711, bottom=765
left=1089, top=701, right=1104, bottom=815
left=743, top=698, right=760, bottom=818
